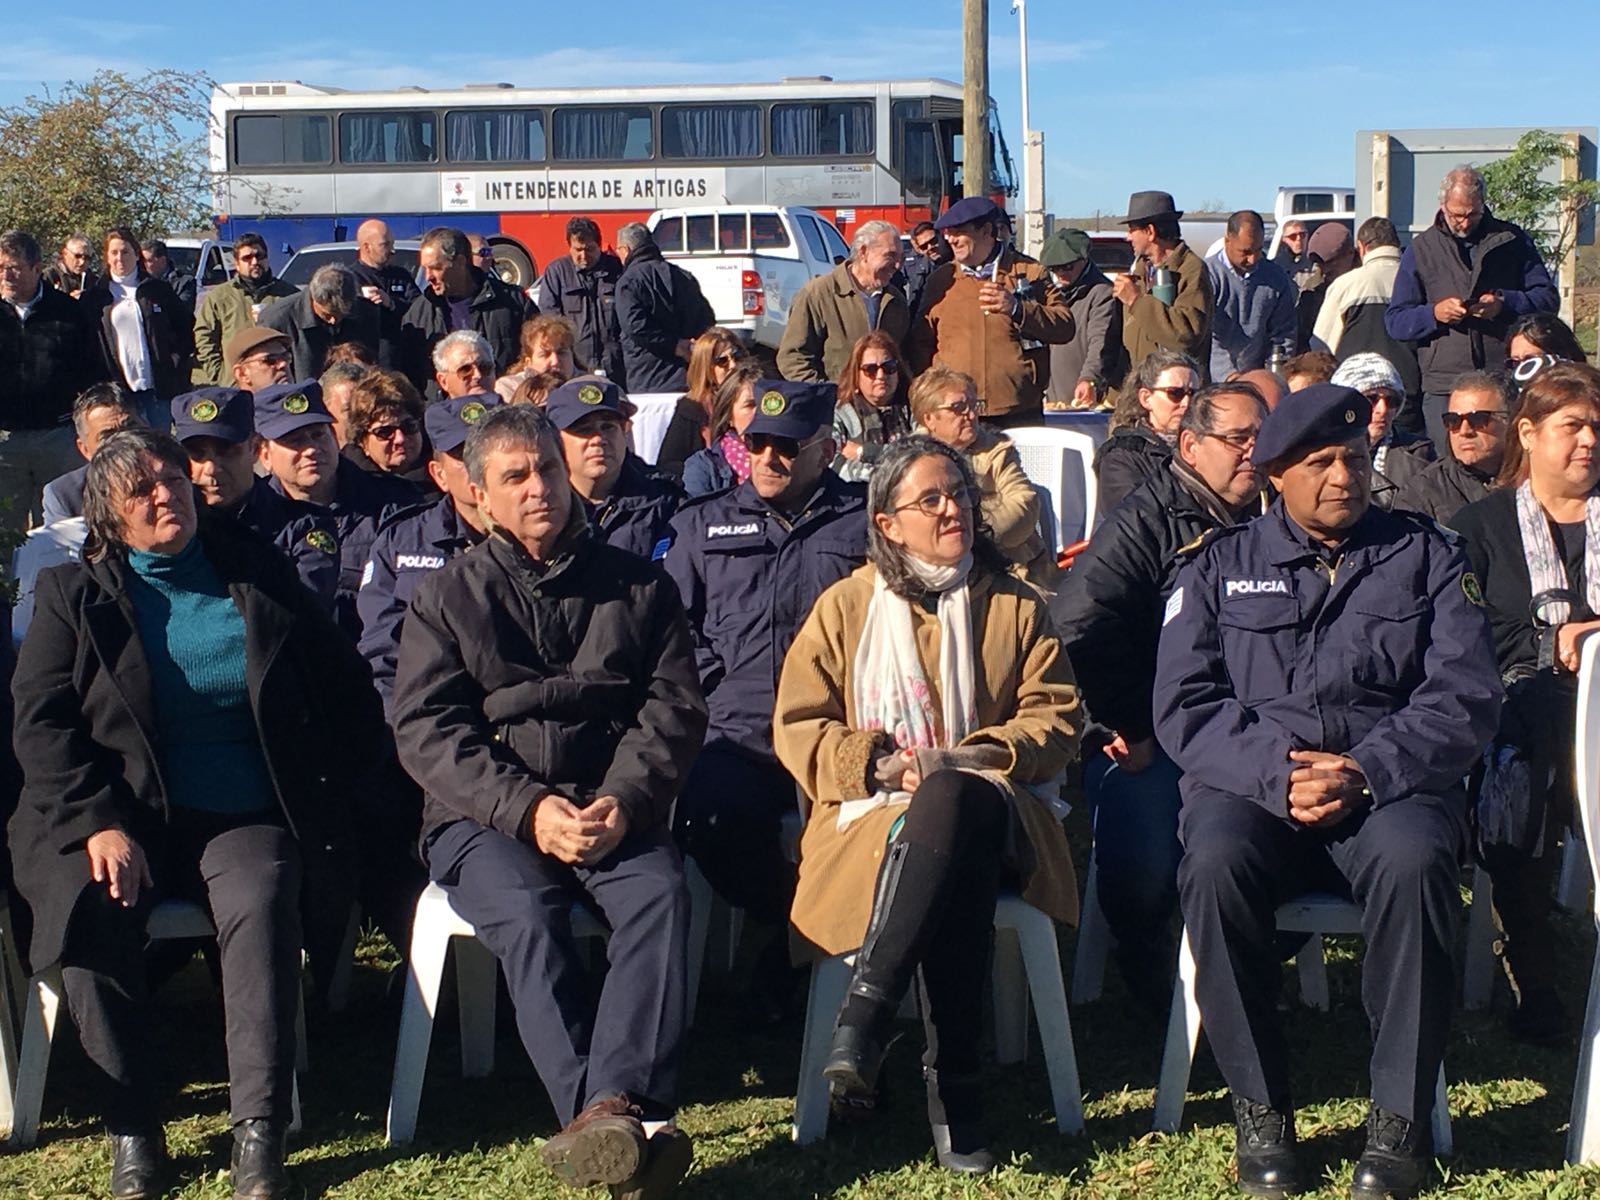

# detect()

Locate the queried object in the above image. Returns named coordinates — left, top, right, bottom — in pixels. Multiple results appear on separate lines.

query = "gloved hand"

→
left=872, top=750, right=910, bottom=793
left=909, top=744, right=1010, bottom=782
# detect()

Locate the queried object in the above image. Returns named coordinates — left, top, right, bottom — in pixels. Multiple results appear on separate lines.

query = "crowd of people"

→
left=0, top=158, right=1593, bottom=1200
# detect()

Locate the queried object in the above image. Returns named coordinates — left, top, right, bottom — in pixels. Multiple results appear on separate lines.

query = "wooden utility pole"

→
left=963, top=0, right=990, bottom=198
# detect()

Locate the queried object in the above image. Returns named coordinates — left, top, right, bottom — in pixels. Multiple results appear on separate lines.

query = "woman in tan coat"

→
left=774, top=436, right=1082, bottom=1174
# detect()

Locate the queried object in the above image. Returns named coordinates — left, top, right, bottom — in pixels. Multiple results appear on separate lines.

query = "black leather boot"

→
left=926, top=1067, right=995, bottom=1174
left=1231, top=1095, right=1303, bottom=1198
left=109, top=1128, right=167, bottom=1200
left=230, top=1120, right=293, bottom=1200
left=1349, top=1106, right=1430, bottom=1200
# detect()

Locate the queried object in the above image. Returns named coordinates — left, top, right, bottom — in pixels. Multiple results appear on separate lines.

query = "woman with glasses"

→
left=343, top=368, right=434, bottom=497
left=682, top=362, right=763, bottom=497
left=774, top=436, right=1081, bottom=1174
left=1330, top=352, right=1434, bottom=509
left=1452, top=362, right=1600, bottom=1044
left=1094, top=350, right=1201, bottom=513
left=655, top=328, right=750, bottom=481
left=1506, top=311, right=1588, bottom=368
left=832, top=331, right=910, bottom=483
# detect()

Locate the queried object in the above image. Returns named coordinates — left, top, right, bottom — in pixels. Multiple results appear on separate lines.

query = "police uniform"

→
left=662, top=379, right=867, bottom=922
left=1152, top=386, right=1502, bottom=1154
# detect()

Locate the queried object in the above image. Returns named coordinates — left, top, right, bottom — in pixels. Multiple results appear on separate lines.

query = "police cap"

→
left=1251, top=383, right=1371, bottom=468
left=254, top=380, right=334, bottom=441
left=172, top=386, right=254, bottom=445
left=427, top=391, right=501, bottom=453
left=934, top=196, right=1001, bottom=231
left=545, top=375, right=635, bottom=431
left=743, top=378, right=836, bottom=440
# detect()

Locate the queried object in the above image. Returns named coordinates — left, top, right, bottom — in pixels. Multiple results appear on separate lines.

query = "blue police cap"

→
left=426, top=391, right=501, bottom=453
left=172, top=386, right=253, bottom=445
left=935, top=196, right=1001, bottom=231
left=1251, top=383, right=1372, bottom=468
left=545, top=375, right=634, bottom=431
left=743, top=378, right=836, bottom=440
left=254, top=381, right=333, bottom=442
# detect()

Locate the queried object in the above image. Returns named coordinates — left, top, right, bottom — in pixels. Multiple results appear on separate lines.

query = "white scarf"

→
left=1515, top=479, right=1600, bottom=625
left=838, top=554, right=977, bottom=829
left=107, top=272, right=154, bottom=391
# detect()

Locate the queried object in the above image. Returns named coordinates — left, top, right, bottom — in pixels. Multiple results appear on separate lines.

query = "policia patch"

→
left=1462, top=572, right=1485, bottom=607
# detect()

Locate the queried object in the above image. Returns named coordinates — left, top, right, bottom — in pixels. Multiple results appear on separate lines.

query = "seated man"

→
left=547, top=376, right=681, bottom=562
left=1153, top=384, right=1503, bottom=1200
left=392, top=405, right=707, bottom=1199
left=662, top=380, right=866, bottom=1015
left=1393, top=369, right=1511, bottom=524
left=1054, top=379, right=1267, bottom=1010
left=40, top=383, right=146, bottom=524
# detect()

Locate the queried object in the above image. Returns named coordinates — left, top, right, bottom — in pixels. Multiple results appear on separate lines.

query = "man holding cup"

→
left=1112, top=190, right=1214, bottom=391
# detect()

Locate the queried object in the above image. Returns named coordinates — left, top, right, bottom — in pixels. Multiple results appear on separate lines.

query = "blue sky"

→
left=2, top=1, right=1594, bottom=216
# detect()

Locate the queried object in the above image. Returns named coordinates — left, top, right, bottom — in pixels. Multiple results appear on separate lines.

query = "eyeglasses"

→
left=935, top=398, right=986, bottom=417
left=235, top=252, right=264, bottom=264
left=743, top=431, right=829, bottom=459
left=246, top=350, right=291, bottom=367
left=452, top=361, right=492, bottom=380
left=1151, top=386, right=1195, bottom=403
left=1202, top=429, right=1258, bottom=451
left=369, top=418, right=422, bottom=440
left=913, top=239, right=938, bottom=254
left=713, top=349, right=748, bottom=368
left=1283, top=232, right=1307, bottom=241
left=860, top=359, right=901, bottom=378
left=892, top=486, right=978, bottom=517
left=1441, top=410, right=1508, bottom=433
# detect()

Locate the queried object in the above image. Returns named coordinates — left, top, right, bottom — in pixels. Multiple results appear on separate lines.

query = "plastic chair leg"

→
left=1463, top=866, right=1498, bottom=1011
left=1296, top=934, right=1330, bottom=1011
left=792, top=954, right=850, bottom=1146
left=1009, top=902, right=1085, bottom=1135
left=1070, top=857, right=1111, bottom=1005
left=9, top=967, right=63, bottom=1148
left=1152, top=928, right=1202, bottom=1133
left=385, top=911, right=452, bottom=1146
left=991, top=924, right=1029, bottom=1065
left=454, top=936, right=498, bottom=1080
left=1569, top=951, right=1600, bottom=1165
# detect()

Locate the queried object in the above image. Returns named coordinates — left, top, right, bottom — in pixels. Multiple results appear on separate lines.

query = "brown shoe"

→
left=611, top=1126, right=694, bottom=1200
left=540, top=1096, right=648, bottom=1189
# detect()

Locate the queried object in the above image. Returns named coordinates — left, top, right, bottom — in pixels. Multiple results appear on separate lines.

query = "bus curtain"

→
left=770, top=103, right=872, bottom=157
left=342, top=113, right=434, bottom=163
left=665, top=106, right=760, bottom=158
left=448, top=111, right=545, bottom=163
left=554, top=109, right=642, bottom=161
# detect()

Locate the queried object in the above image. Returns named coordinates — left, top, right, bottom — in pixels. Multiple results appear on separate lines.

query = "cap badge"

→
left=1344, top=409, right=1356, bottom=424
left=460, top=401, right=486, bottom=425
left=189, top=398, right=219, bottom=423
left=760, top=389, right=788, bottom=416
left=578, top=383, right=604, bottom=406
left=305, top=528, right=337, bottom=555
left=283, top=392, right=310, bottom=415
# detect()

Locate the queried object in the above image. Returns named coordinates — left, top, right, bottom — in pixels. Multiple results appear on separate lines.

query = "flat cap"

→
left=254, top=380, right=333, bottom=441
left=545, top=375, right=635, bottom=431
left=1038, top=228, right=1090, bottom=269
left=744, top=378, right=837, bottom=440
left=223, top=325, right=291, bottom=370
left=172, top=386, right=254, bottom=445
left=1308, top=222, right=1353, bottom=264
left=1252, top=383, right=1371, bottom=467
left=935, top=196, right=1001, bottom=231
left=426, top=391, right=501, bottom=453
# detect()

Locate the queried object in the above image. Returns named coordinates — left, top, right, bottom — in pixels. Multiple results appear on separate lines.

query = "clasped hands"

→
left=531, top=793, right=628, bottom=865
left=1287, top=750, right=1369, bottom=828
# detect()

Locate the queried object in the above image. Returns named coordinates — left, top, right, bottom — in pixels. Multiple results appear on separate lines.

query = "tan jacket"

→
left=774, top=562, right=1083, bottom=957
left=191, top=275, right=298, bottom=384
left=1120, top=240, right=1214, bottom=383
left=967, top=426, right=1057, bottom=592
left=908, top=245, right=1074, bottom=421
left=776, top=263, right=914, bottom=384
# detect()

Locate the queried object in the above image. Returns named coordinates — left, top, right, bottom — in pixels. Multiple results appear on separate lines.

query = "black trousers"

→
left=675, top=747, right=798, bottom=925
left=427, top=818, right=689, bottom=1125
left=1177, top=793, right=1463, bottom=1122
left=60, top=814, right=303, bottom=1130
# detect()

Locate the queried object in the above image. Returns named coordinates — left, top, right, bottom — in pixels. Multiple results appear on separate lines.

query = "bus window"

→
left=553, top=106, right=653, bottom=161
left=233, top=113, right=331, bottom=166
left=653, top=216, right=683, bottom=252
left=662, top=104, right=761, bottom=159
left=718, top=213, right=749, bottom=252
left=771, top=101, right=873, bottom=157
left=446, top=109, right=546, bottom=162
left=340, top=111, right=437, bottom=164
left=750, top=214, right=790, bottom=250
left=686, top=215, right=715, bottom=253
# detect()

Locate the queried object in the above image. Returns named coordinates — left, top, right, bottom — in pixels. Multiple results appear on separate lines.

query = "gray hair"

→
left=463, top=403, right=557, bottom=486
left=319, top=360, right=367, bottom=391
left=420, top=226, right=471, bottom=262
left=63, top=232, right=92, bottom=254
left=82, top=427, right=193, bottom=563
left=308, top=263, right=357, bottom=320
left=1179, top=381, right=1268, bottom=439
left=849, top=220, right=900, bottom=261
left=71, top=382, right=143, bottom=439
left=1440, top=165, right=1486, bottom=206
left=433, top=328, right=495, bottom=373
left=616, top=222, right=654, bottom=253
left=1450, top=369, right=1515, bottom=410
left=865, top=436, right=1000, bottom=599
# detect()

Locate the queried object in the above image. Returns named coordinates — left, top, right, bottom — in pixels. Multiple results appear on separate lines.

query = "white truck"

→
left=646, top=205, right=848, bottom=351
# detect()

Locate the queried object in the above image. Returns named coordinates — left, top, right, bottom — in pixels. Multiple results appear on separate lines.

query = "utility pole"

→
left=962, top=0, right=990, bottom=199
left=1012, top=0, right=1046, bottom=255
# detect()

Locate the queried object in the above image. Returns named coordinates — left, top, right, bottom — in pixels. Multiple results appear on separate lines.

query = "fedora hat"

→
left=1120, top=190, right=1183, bottom=225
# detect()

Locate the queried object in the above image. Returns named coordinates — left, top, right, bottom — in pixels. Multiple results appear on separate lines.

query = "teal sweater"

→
left=125, top=541, right=276, bottom=814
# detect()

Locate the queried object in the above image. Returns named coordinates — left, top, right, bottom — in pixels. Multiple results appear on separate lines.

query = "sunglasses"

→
left=743, top=431, right=828, bottom=459
left=370, top=418, right=422, bottom=440
left=713, top=350, right=748, bottom=368
left=452, top=361, right=492, bottom=380
left=1202, top=429, right=1258, bottom=451
left=914, top=239, right=938, bottom=253
left=893, top=486, right=978, bottom=517
left=1441, top=410, right=1508, bottom=433
left=1151, top=386, right=1195, bottom=402
left=860, top=359, right=900, bottom=378
left=936, top=398, right=986, bottom=417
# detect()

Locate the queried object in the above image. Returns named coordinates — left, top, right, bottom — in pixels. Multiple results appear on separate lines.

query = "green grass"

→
left=1, top=903, right=1597, bottom=1199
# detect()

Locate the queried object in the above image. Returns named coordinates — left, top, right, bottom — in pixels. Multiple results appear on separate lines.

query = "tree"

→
left=1480, top=129, right=1599, bottom=275
left=0, top=69, right=215, bottom=251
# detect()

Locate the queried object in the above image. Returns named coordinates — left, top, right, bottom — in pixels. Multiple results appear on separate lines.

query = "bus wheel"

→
left=489, top=241, right=536, bottom=288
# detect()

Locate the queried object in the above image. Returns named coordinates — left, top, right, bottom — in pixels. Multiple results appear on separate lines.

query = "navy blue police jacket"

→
left=230, top=477, right=341, bottom=612
left=357, top=495, right=484, bottom=720
left=662, top=471, right=867, bottom=760
left=1152, top=499, right=1503, bottom=820
left=586, top=453, right=682, bottom=563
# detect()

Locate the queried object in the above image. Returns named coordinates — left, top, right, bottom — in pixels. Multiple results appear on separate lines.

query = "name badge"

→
left=1224, top=579, right=1291, bottom=598
left=706, top=522, right=760, bottom=539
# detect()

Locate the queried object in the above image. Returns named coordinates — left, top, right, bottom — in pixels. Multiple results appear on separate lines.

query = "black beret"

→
left=1251, top=383, right=1371, bottom=467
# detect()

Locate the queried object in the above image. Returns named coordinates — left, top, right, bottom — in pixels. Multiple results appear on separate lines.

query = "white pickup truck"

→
left=646, top=205, right=848, bottom=351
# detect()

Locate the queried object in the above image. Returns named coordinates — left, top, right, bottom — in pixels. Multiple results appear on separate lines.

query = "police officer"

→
left=172, top=385, right=340, bottom=608
left=1153, top=383, right=1503, bottom=1200
left=662, top=378, right=866, bottom=1011
left=546, top=375, right=681, bottom=562
left=358, top=391, right=498, bottom=717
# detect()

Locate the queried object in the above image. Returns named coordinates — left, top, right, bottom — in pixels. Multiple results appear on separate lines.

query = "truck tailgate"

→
left=670, top=257, right=753, bottom=330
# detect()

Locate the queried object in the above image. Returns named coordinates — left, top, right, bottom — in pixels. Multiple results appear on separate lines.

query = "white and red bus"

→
left=210, top=75, right=1016, bottom=285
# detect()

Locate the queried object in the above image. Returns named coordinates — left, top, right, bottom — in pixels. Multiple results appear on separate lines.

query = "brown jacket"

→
left=908, top=245, right=1074, bottom=421
left=967, top=426, right=1058, bottom=592
left=1120, top=240, right=1214, bottom=383
left=776, top=262, right=914, bottom=383
left=774, top=561, right=1082, bottom=957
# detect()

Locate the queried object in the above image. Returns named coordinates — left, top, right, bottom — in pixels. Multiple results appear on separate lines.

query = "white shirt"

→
left=107, top=274, right=155, bottom=392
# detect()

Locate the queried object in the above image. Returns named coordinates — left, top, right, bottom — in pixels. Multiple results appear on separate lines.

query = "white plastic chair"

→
left=791, top=893, right=1085, bottom=1145
left=1152, top=893, right=1453, bottom=1157
left=1069, top=857, right=1112, bottom=1004
left=8, top=899, right=306, bottom=1147
left=1566, top=634, right=1600, bottom=1164
left=1003, top=426, right=1099, bottom=549
left=9, top=519, right=87, bottom=648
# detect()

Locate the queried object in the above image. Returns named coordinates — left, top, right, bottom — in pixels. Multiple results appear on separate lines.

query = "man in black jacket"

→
left=1393, top=370, right=1511, bottom=524
left=538, top=217, right=626, bottom=384
left=1055, top=380, right=1267, bottom=1007
left=402, top=226, right=535, bottom=397
left=614, top=222, right=714, bottom=393
left=260, top=263, right=391, bottom=379
left=392, top=404, right=707, bottom=1198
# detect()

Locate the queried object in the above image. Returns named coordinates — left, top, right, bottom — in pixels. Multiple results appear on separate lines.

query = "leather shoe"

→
left=610, top=1125, right=694, bottom=1199
left=931, top=1122, right=996, bottom=1174
left=1231, top=1095, right=1304, bottom=1197
left=1349, top=1106, right=1430, bottom=1200
left=540, top=1094, right=648, bottom=1189
left=109, top=1128, right=166, bottom=1200
left=230, top=1120, right=293, bottom=1200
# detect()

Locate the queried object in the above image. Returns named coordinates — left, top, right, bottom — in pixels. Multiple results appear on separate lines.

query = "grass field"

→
left=1, top=894, right=1596, bottom=1200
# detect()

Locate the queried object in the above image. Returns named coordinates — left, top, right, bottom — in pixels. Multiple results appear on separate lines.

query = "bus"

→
left=210, top=76, right=1017, bottom=285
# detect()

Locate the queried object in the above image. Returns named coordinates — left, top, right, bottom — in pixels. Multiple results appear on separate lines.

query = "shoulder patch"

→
left=1163, top=586, right=1184, bottom=626
left=305, top=528, right=337, bottom=556
left=651, top=535, right=673, bottom=562
left=1462, top=572, right=1485, bottom=607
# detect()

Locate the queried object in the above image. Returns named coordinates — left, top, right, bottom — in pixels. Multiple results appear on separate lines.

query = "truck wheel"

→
left=488, top=241, right=537, bottom=289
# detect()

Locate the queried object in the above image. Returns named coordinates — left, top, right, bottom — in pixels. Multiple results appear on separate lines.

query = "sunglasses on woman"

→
left=860, top=360, right=901, bottom=378
left=713, top=349, right=748, bottom=368
left=1151, top=386, right=1195, bottom=402
left=369, top=418, right=422, bottom=440
left=936, top=398, right=986, bottom=417
left=1440, top=410, right=1507, bottom=433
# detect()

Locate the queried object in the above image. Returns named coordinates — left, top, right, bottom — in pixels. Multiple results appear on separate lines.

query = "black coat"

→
left=614, top=244, right=715, bottom=393
left=392, top=516, right=707, bottom=848
left=0, top=285, right=102, bottom=429
left=1393, top=454, right=1495, bottom=525
left=80, top=275, right=194, bottom=400
left=8, top=516, right=387, bottom=969
left=1093, top=423, right=1172, bottom=516
left=586, top=454, right=682, bottom=561
left=653, top=397, right=709, bottom=481
left=538, top=252, right=626, bottom=384
left=259, top=289, right=394, bottom=380
left=1372, top=434, right=1435, bottom=510
left=400, top=267, right=536, bottom=396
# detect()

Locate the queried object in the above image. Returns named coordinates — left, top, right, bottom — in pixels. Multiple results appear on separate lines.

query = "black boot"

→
left=230, top=1120, right=293, bottom=1200
left=1349, top=1106, right=1430, bottom=1200
left=925, top=1067, right=995, bottom=1174
left=109, top=1128, right=167, bottom=1200
left=1231, top=1096, right=1303, bottom=1198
